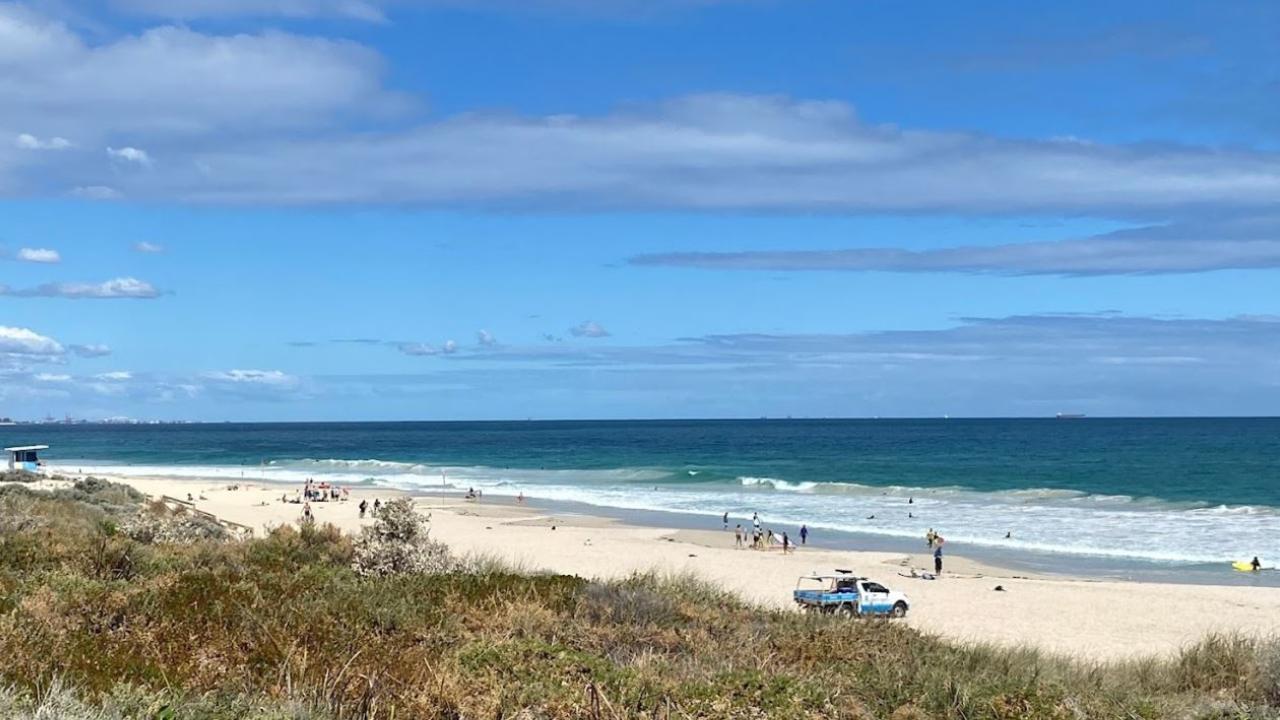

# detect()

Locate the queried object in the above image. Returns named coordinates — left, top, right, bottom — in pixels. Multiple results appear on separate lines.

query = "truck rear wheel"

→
left=839, top=603, right=857, bottom=617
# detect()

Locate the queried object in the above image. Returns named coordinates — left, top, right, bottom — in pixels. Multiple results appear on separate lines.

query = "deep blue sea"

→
left=7, top=418, right=1279, bottom=568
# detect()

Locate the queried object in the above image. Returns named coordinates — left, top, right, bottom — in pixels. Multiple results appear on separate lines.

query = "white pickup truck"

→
left=793, top=572, right=910, bottom=618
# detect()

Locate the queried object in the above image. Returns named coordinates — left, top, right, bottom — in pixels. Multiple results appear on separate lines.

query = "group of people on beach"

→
left=726, top=511, right=807, bottom=554
left=283, top=478, right=349, bottom=505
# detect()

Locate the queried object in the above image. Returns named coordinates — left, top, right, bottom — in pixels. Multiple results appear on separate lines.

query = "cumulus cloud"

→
left=477, top=329, right=497, bottom=346
left=442, top=339, right=458, bottom=354
left=107, top=146, right=152, bottom=166
left=0, top=326, right=64, bottom=355
left=631, top=215, right=1280, bottom=276
left=70, top=343, right=112, bottom=358
left=133, top=241, right=164, bottom=253
left=33, top=373, right=70, bottom=382
left=14, top=247, right=60, bottom=263
left=95, top=371, right=133, bottom=381
left=0, top=277, right=161, bottom=299
left=570, top=321, right=610, bottom=338
left=14, top=133, right=71, bottom=150
left=0, top=4, right=403, bottom=150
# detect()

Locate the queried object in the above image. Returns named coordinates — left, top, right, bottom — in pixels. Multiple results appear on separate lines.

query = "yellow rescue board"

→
left=1232, top=561, right=1257, bottom=572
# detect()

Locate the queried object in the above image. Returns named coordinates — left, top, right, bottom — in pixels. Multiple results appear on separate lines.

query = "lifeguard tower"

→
left=6, top=445, right=48, bottom=473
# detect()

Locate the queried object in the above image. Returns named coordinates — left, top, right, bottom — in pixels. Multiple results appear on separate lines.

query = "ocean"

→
left=8, top=418, right=1279, bottom=573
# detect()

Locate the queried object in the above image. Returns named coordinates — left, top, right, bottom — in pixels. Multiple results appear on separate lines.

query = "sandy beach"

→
left=48, top=471, right=1280, bottom=663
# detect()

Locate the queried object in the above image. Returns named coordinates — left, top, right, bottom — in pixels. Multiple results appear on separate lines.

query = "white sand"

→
left=49, top=472, right=1280, bottom=662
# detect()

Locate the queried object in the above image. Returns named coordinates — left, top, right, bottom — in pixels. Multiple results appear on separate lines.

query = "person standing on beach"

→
left=799, top=524, right=808, bottom=545
left=934, top=541, right=944, bottom=575
left=723, top=512, right=729, bottom=529
left=358, top=499, right=368, bottom=518
left=782, top=532, right=791, bottom=554
left=926, top=528, right=936, bottom=548
left=734, top=524, right=743, bottom=548
left=302, top=502, right=313, bottom=524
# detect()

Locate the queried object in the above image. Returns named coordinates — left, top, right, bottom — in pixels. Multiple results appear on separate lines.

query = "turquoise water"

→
left=8, top=418, right=1279, bottom=567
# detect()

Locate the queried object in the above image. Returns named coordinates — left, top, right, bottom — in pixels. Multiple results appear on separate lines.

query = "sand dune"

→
left=69, top=472, right=1280, bottom=662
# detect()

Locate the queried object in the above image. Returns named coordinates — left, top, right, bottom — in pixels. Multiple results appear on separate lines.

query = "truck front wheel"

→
left=890, top=602, right=908, bottom=618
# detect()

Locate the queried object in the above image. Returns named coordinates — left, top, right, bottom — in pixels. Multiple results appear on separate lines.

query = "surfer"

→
left=1253, top=556, right=1263, bottom=572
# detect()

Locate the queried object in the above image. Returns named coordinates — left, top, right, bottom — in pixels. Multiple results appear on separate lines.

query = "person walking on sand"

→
left=799, top=524, right=808, bottom=545
left=723, top=512, right=729, bottom=530
left=358, top=499, right=368, bottom=518
left=734, top=524, right=744, bottom=548
left=782, top=532, right=791, bottom=554
left=302, top=502, right=313, bottom=524
left=926, top=528, right=936, bottom=548
left=933, top=540, right=944, bottom=575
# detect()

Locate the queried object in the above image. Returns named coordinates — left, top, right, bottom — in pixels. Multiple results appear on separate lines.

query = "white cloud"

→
left=133, top=241, right=164, bottom=253
left=71, top=185, right=123, bottom=200
left=107, top=146, right=152, bottom=166
left=0, top=277, right=161, bottom=299
left=570, top=320, right=610, bottom=338
left=33, top=372, right=70, bottom=382
left=50, top=93, right=1275, bottom=213
left=632, top=216, right=1280, bottom=276
left=107, top=0, right=730, bottom=22
left=397, top=342, right=439, bottom=356
left=0, top=6, right=401, bottom=142
left=477, top=329, right=497, bottom=346
left=0, top=326, right=64, bottom=355
left=70, top=343, right=112, bottom=357
left=14, top=133, right=71, bottom=150
left=203, top=369, right=298, bottom=386
left=111, top=0, right=391, bottom=21
left=15, top=247, right=60, bottom=263
left=95, top=371, right=133, bottom=381
left=442, top=339, right=458, bottom=354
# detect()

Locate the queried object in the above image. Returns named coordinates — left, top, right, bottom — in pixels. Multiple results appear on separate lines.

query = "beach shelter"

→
left=5, top=445, right=48, bottom=472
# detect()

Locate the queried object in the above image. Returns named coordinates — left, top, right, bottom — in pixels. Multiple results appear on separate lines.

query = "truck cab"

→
left=793, top=572, right=910, bottom=618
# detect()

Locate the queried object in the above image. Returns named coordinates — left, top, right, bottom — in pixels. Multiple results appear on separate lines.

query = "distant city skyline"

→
left=2, top=1, right=1278, bottom=420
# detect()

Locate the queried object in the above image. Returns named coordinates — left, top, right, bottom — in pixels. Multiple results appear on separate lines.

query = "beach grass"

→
left=1, top=480, right=1278, bottom=719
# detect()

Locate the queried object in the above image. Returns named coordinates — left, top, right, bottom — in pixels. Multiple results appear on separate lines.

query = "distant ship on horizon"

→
left=1055, top=413, right=1087, bottom=419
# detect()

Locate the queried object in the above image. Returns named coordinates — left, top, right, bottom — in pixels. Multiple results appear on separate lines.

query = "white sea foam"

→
left=51, top=459, right=1280, bottom=567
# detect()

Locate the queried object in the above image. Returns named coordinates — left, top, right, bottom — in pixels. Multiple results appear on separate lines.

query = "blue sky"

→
left=1, top=0, right=1278, bottom=420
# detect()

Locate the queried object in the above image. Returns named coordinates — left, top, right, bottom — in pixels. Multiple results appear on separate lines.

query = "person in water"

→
left=1253, top=556, right=1263, bottom=572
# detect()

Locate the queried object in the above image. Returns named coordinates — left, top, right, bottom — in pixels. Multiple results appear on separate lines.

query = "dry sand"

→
left=44, top=472, right=1280, bottom=662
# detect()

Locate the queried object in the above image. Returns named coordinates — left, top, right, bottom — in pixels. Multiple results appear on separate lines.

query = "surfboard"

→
left=1232, top=561, right=1256, bottom=572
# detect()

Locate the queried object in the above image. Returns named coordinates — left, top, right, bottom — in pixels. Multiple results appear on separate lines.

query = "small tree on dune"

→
left=351, top=497, right=453, bottom=576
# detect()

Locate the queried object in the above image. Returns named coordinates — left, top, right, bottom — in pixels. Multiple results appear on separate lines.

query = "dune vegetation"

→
left=0, top=479, right=1277, bottom=719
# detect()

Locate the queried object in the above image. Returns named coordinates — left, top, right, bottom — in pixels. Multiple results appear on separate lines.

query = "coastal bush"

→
left=118, top=505, right=229, bottom=544
left=350, top=497, right=453, bottom=577
left=1, top=483, right=1279, bottom=719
